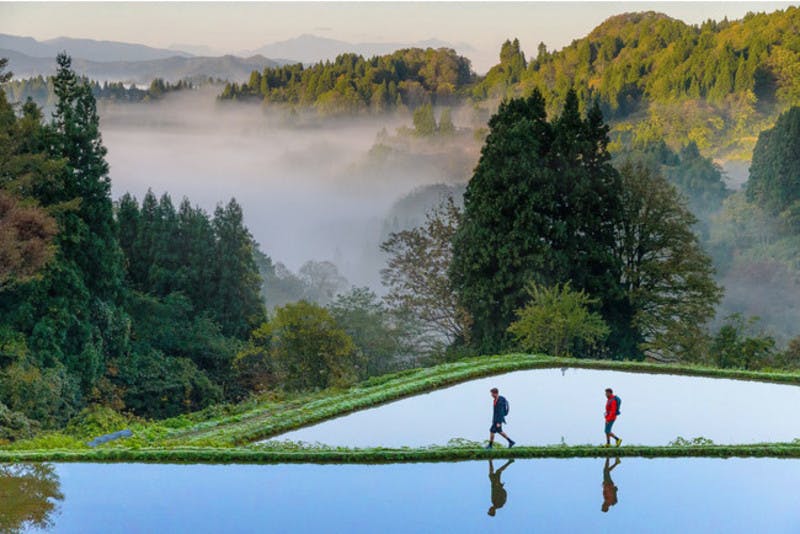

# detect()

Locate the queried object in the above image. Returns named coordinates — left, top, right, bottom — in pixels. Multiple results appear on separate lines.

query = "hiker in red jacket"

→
left=604, top=388, right=622, bottom=447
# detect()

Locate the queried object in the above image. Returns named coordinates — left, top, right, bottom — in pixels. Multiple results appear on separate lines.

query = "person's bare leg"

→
left=499, top=431, right=515, bottom=447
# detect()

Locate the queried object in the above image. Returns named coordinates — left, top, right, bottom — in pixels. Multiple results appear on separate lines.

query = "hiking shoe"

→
left=485, top=444, right=493, bottom=450
left=603, top=443, right=610, bottom=448
left=508, top=440, right=516, bottom=448
left=616, top=438, right=623, bottom=447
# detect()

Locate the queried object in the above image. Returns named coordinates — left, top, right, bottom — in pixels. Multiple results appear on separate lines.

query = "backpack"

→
left=503, top=397, right=510, bottom=416
left=614, top=395, right=622, bottom=416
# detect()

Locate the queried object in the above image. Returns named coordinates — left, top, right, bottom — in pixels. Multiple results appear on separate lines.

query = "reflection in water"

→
left=488, top=459, right=514, bottom=517
left=0, top=463, right=63, bottom=532
left=602, top=458, right=621, bottom=513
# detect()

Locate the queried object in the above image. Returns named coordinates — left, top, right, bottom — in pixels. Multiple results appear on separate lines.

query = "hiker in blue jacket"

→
left=486, top=387, right=515, bottom=449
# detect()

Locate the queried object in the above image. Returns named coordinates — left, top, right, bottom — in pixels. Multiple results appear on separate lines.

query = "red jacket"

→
left=605, top=397, right=618, bottom=422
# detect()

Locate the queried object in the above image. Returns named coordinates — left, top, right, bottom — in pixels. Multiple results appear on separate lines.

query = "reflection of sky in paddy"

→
left=20, top=459, right=800, bottom=533
left=272, top=367, right=800, bottom=447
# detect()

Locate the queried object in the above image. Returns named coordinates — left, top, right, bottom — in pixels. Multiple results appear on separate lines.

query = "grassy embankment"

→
left=5, top=353, right=800, bottom=461
left=3, top=443, right=800, bottom=465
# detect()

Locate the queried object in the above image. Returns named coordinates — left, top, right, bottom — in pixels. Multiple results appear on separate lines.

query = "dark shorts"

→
left=490, top=422, right=504, bottom=434
left=605, top=420, right=615, bottom=434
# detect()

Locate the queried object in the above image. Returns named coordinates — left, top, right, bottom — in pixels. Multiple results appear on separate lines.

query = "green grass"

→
left=3, top=443, right=800, bottom=465
left=6, top=353, right=800, bottom=460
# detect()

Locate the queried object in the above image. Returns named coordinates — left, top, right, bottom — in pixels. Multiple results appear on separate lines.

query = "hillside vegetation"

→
left=478, top=8, right=800, bottom=158
left=218, top=47, right=474, bottom=113
left=217, top=8, right=800, bottom=159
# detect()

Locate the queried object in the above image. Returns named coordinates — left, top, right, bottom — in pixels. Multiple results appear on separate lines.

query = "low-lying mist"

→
left=100, top=88, right=475, bottom=291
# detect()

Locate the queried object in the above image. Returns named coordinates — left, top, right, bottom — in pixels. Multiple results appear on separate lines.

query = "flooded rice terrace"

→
left=3, top=459, right=799, bottom=533
left=271, top=368, right=800, bottom=447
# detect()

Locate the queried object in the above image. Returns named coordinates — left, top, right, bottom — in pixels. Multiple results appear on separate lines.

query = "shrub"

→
left=508, top=282, right=610, bottom=357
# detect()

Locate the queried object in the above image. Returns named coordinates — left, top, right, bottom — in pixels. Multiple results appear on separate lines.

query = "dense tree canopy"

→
left=747, top=106, right=800, bottom=229
left=453, top=92, right=723, bottom=359
left=0, top=55, right=268, bottom=429
left=451, top=90, right=627, bottom=354
left=2, top=75, right=195, bottom=109
left=218, top=47, right=474, bottom=114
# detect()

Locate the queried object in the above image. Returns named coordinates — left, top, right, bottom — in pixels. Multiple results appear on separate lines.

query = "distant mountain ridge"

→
left=0, top=33, right=193, bottom=62
left=1, top=48, right=284, bottom=84
left=245, top=34, right=476, bottom=65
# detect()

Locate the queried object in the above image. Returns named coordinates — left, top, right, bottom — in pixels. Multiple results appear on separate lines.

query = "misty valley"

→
left=5, top=4, right=800, bottom=532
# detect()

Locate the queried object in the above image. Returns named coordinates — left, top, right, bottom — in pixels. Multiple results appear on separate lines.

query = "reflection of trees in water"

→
left=0, top=463, right=63, bottom=532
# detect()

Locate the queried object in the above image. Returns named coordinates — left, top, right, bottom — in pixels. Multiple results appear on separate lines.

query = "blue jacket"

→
left=493, top=396, right=508, bottom=424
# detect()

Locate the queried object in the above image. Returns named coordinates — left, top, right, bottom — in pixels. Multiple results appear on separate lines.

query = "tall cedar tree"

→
left=211, top=199, right=266, bottom=338
left=51, top=53, right=124, bottom=301
left=451, top=90, right=632, bottom=355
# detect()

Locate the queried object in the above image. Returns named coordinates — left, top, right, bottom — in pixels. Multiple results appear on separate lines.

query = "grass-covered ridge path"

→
left=6, top=353, right=800, bottom=459
left=4, top=443, right=800, bottom=464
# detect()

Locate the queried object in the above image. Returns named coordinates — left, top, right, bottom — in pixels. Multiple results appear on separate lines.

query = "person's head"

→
left=488, top=507, right=496, bottom=517
left=490, top=387, right=499, bottom=399
left=605, top=388, right=613, bottom=399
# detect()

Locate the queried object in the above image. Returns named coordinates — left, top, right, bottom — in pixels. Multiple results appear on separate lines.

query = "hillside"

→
left=218, top=47, right=475, bottom=114
left=477, top=8, right=800, bottom=159
left=215, top=8, right=800, bottom=159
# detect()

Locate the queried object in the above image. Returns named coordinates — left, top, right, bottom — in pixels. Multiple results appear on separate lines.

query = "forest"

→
left=217, top=47, right=474, bottom=113
left=3, top=7, right=800, bottom=444
left=3, top=75, right=199, bottom=109
left=215, top=7, right=800, bottom=161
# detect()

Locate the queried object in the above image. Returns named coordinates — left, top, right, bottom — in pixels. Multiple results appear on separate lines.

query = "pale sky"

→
left=0, top=1, right=795, bottom=72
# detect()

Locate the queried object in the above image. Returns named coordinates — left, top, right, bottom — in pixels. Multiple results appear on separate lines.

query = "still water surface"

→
left=272, top=368, right=800, bottom=447
left=2, top=459, right=799, bottom=533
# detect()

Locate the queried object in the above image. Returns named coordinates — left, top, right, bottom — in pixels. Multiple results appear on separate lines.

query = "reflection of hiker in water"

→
left=601, top=457, right=621, bottom=513
left=488, top=459, right=514, bottom=517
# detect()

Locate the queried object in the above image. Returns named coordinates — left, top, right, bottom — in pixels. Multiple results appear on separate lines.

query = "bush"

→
left=508, top=282, right=610, bottom=357
left=0, top=363, right=81, bottom=428
left=245, top=301, right=359, bottom=392
left=65, top=405, right=130, bottom=440
left=115, top=349, right=223, bottom=418
left=711, top=314, right=776, bottom=370
left=0, top=402, right=38, bottom=442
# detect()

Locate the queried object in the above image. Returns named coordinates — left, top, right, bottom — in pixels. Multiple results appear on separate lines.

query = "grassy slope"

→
left=6, top=353, right=800, bottom=462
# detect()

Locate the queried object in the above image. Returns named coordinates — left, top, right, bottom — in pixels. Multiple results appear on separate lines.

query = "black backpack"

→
left=502, top=396, right=510, bottom=416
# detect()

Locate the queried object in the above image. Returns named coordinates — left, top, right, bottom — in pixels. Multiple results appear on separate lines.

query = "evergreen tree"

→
left=451, top=90, right=628, bottom=354
left=747, top=106, right=800, bottom=229
left=412, top=103, right=437, bottom=136
left=211, top=199, right=266, bottom=338
left=51, top=53, right=125, bottom=302
left=438, top=108, right=456, bottom=135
